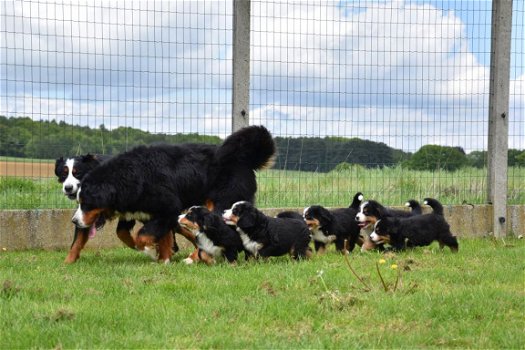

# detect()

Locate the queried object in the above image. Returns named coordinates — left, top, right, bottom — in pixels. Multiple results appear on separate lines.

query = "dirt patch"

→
left=0, top=161, right=55, bottom=178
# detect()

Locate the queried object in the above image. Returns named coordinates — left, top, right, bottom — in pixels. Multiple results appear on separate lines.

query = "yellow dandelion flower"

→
left=378, top=259, right=386, bottom=264
left=391, top=264, right=398, bottom=270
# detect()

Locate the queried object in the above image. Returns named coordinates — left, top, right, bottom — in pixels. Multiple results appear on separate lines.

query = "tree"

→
left=406, top=145, right=468, bottom=171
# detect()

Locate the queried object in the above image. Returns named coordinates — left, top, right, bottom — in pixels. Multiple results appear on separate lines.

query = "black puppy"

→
left=370, top=198, right=458, bottom=252
left=178, top=206, right=244, bottom=265
left=356, top=199, right=421, bottom=252
left=222, top=201, right=312, bottom=260
left=302, top=192, right=363, bottom=254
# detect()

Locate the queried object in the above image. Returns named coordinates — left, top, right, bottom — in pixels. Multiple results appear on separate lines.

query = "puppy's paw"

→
left=327, top=235, right=337, bottom=243
left=183, top=257, right=194, bottom=265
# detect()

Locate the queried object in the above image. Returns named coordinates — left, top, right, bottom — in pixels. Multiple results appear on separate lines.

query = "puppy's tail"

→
left=349, top=192, right=364, bottom=210
left=215, top=125, right=276, bottom=170
left=423, top=198, right=444, bottom=216
left=405, top=199, right=422, bottom=215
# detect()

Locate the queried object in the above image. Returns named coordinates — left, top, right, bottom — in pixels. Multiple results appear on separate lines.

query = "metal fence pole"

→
left=487, top=0, right=513, bottom=237
left=231, top=0, right=251, bottom=132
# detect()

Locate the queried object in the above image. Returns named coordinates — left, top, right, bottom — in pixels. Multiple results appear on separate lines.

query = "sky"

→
left=0, top=0, right=523, bottom=153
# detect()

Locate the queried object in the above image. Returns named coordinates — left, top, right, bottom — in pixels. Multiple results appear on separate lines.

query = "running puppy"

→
left=178, top=206, right=244, bottom=265
left=223, top=201, right=312, bottom=260
left=370, top=198, right=458, bottom=252
left=303, top=192, right=363, bottom=254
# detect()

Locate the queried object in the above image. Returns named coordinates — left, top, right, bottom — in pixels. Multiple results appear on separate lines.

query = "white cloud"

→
left=0, top=0, right=523, bottom=152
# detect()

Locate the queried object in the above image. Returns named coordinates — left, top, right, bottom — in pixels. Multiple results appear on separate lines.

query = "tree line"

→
left=1, top=116, right=523, bottom=172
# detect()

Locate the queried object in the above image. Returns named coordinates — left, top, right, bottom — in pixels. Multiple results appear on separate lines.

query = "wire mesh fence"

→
left=0, top=0, right=523, bottom=210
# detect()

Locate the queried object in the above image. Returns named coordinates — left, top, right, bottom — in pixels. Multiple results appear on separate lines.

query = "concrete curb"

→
left=0, top=205, right=523, bottom=251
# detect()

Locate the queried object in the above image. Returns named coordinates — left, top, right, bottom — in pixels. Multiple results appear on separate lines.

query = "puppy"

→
left=178, top=206, right=244, bottom=265
left=275, top=210, right=303, bottom=220
left=356, top=199, right=421, bottom=252
left=303, top=192, right=363, bottom=254
left=223, top=201, right=312, bottom=260
left=370, top=198, right=458, bottom=252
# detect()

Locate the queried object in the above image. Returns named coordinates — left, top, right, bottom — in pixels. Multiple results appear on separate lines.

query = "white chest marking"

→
left=236, top=227, right=263, bottom=255
left=196, top=232, right=224, bottom=258
left=310, top=227, right=336, bottom=243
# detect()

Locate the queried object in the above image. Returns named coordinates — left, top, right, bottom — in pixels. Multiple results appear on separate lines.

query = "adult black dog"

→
left=222, top=201, right=312, bottom=260
left=54, top=154, right=141, bottom=262
left=70, top=125, right=276, bottom=263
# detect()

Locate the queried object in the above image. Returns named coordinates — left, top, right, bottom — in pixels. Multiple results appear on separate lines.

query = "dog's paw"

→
left=183, top=257, right=194, bottom=265
left=142, top=246, right=158, bottom=261
left=327, top=235, right=337, bottom=243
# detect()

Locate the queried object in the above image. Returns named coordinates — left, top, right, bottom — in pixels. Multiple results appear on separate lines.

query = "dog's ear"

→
left=319, top=209, right=333, bottom=226
left=54, top=157, right=65, bottom=177
left=82, top=154, right=98, bottom=164
left=202, top=213, right=218, bottom=232
left=238, top=211, right=257, bottom=228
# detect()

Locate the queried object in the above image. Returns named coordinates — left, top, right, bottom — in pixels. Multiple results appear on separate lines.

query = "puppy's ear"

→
left=238, top=211, right=257, bottom=228
left=202, top=213, right=219, bottom=232
left=320, top=209, right=333, bottom=225
left=82, top=154, right=98, bottom=164
left=54, top=157, right=65, bottom=176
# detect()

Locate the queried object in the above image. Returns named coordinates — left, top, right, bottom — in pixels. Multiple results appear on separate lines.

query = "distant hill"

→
left=0, top=115, right=412, bottom=172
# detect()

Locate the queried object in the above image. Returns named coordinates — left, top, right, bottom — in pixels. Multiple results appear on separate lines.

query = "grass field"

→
left=1, top=166, right=524, bottom=210
left=1, top=238, right=523, bottom=348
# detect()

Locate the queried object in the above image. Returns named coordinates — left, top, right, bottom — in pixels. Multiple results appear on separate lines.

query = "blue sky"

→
left=0, top=0, right=523, bottom=152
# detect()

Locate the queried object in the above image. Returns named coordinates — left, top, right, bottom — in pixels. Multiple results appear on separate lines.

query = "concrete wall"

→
left=0, top=206, right=523, bottom=251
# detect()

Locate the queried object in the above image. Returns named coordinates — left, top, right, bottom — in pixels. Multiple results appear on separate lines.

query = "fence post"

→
left=487, top=0, right=513, bottom=237
left=231, top=0, right=251, bottom=132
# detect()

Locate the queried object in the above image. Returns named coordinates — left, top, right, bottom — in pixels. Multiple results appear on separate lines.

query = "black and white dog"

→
left=55, top=154, right=110, bottom=200
left=178, top=206, right=244, bottom=265
left=355, top=199, right=422, bottom=252
left=223, top=201, right=312, bottom=260
left=302, top=192, right=363, bottom=254
left=370, top=198, right=458, bottom=252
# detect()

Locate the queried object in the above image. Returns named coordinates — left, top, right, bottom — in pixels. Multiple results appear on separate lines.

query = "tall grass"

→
left=1, top=166, right=524, bottom=209
left=256, top=166, right=525, bottom=208
left=1, top=239, right=523, bottom=348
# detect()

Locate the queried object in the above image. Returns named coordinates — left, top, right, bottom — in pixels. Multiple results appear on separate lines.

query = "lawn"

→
left=1, top=238, right=523, bottom=349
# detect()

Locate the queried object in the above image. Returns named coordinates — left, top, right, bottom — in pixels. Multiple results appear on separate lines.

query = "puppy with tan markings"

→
left=178, top=206, right=244, bottom=265
left=223, top=201, right=312, bottom=260
left=370, top=198, right=458, bottom=252
left=303, top=192, right=363, bottom=254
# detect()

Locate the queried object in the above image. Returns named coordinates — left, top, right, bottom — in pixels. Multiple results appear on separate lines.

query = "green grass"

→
left=1, top=238, right=523, bottom=348
left=0, top=156, right=54, bottom=163
left=1, top=166, right=524, bottom=209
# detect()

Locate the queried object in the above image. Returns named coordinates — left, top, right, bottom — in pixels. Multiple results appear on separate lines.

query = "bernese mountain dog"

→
left=370, top=198, right=458, bottom=252
left=222, top=201, right=312, bottom=260
left=178, top=206, right=244, bottom=265
left=356, top=199, right=422, bottom=252
left=70, top=125, right=276, bottom=264
left=54, top=154, right=141, bottom=261
left=302, top=192, right=363, bottom=254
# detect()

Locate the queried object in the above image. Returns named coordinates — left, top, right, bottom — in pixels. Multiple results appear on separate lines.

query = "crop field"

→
left=0, top=238, right=523, bottom=348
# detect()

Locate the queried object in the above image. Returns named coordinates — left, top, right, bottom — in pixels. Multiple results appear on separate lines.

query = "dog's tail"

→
left=215, top=125, right=276, bottom=170
left=423, top=198, right=444, bottom=216
left=405, top=199, right=422, bottom=215
left=349, top=192, right=364, bottom=210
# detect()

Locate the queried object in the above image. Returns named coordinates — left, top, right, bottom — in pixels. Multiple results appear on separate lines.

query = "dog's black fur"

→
left=371, top=198, right=458, bottom=252
left=405, top=199, right=422, bottom=215
left=275, top=210, right=304, bottom=220
left=223, top=201, right=311, bottom=260
left=178, top=206, right=244, bottom=264
left=70, top=125, right=276, bottom=263
left=303, top=192, right=363, bottom=253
